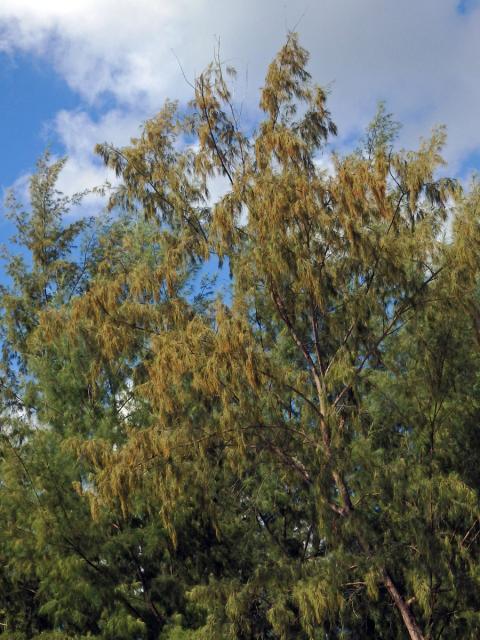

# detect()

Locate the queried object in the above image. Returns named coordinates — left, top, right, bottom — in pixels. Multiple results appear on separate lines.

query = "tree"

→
left=0, top=157, right=223, bottom=638
left=1, top=35, right=479, bottom=639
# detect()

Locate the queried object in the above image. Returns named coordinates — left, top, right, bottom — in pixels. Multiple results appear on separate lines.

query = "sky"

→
left=0, top=0, right=480, bottom=242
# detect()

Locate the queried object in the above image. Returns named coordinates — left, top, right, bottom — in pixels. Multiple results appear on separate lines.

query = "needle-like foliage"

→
left=1, top=35, right=479, bottom=640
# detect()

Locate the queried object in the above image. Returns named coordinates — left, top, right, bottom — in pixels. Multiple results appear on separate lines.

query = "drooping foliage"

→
left=1, top=35, right=479, bottom=639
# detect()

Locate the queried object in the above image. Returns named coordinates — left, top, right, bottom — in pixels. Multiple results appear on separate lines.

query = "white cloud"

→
left=0, top=0, right=193, bottom=106
left=1, top=0, right=480, bottom=193
left=52, top=108, right=150, bottom=215
left=4, top=109, right=144, bottom=217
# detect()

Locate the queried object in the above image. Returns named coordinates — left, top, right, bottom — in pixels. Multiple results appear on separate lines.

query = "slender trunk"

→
left=332, top=463, right=425, bottom=639
left=383, top=571, right=425, bottom=640
left=272, top=286, right=426, bottom=639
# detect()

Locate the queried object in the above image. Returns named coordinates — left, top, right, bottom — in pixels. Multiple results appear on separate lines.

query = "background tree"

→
left=0, top=158, right=233, bottom=639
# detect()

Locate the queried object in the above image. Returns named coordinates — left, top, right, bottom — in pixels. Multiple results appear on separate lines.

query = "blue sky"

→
left=0, top=55, right=76, bottom=185
left=1, top=0, right=480, bottom=250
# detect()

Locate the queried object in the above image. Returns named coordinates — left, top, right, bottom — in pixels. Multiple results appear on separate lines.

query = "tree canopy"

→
left=1, top=35, right=479, bottom=639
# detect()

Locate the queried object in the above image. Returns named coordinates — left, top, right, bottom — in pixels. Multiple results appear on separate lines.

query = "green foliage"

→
left=1, top=34, right=479, bottom=640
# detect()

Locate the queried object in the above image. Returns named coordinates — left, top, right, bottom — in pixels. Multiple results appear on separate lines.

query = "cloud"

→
left=1, top=0, right=479, bottom=188
left=4, top=109, right=144, bottom=217
left=0, top=0, right=196, bottom=107
left=52, top=108, right=149, bottom=215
